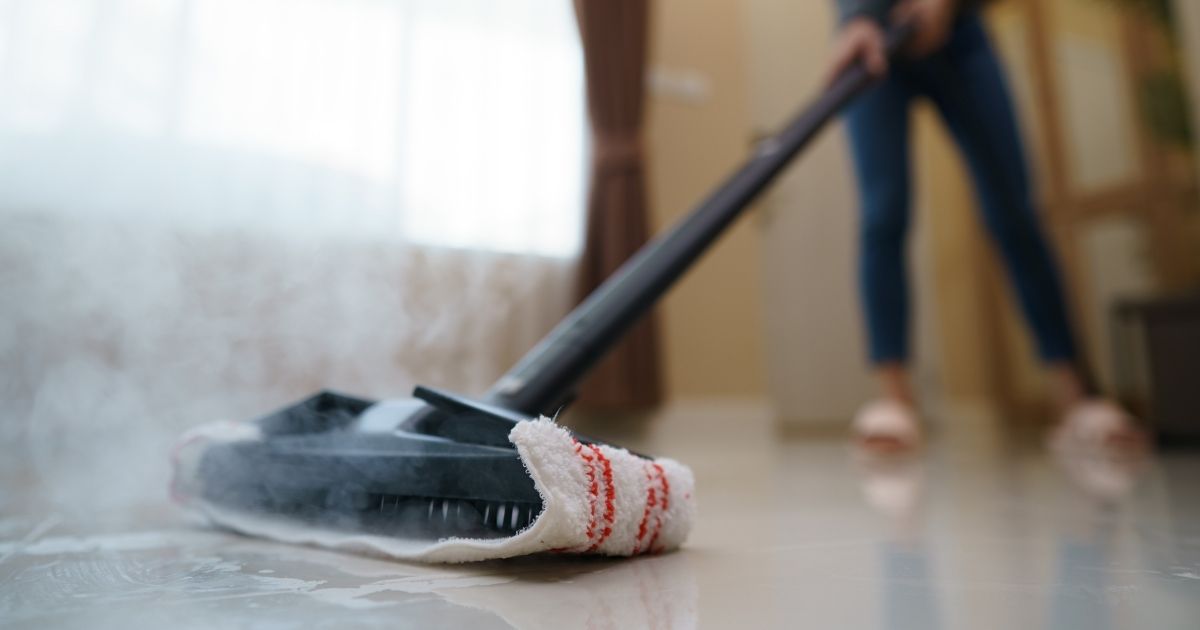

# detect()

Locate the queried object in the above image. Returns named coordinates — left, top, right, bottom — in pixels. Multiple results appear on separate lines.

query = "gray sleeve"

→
left=834, top=0, right=890, bottom=25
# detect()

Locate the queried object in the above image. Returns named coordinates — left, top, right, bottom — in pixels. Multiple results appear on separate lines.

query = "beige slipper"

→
left=1050, top=399, right=1146, bottom=455
left=852, top=399, right=922, bottom=453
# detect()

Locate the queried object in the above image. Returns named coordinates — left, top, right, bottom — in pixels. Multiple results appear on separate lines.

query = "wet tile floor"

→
left=2, top=404, right=1198, bottom=629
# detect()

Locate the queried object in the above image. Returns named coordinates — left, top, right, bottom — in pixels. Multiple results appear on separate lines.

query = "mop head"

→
left=171, top=418, right=696, bottom=563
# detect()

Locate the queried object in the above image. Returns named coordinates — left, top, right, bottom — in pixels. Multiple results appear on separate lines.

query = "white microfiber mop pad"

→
left=171, top=418, right=695, bottom=563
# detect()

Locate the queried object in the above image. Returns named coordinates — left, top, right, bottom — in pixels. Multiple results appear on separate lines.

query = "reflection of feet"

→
left=853, top=451, right=924, bottom=524
left=1053, top=445, right=1143, bottom=502
left=852, top=400, right=922, bottom=454
left=1049, top=399, right=1147, bottom=456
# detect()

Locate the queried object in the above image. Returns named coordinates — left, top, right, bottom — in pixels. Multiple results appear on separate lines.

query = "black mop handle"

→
left=486, top=23, right=914, bottom=415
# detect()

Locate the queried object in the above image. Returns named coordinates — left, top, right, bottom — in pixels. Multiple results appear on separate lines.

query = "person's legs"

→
left=918, top=16, right=1141, bottom=448
left=917, top=17, right=1087, bottom=408
left=845, top=69, right=921, bottom=445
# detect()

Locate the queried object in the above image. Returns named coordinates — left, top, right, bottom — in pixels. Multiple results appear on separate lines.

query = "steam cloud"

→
left=0, top=210, right=572, bottom=523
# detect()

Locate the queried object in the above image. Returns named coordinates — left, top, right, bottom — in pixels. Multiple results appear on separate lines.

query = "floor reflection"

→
left=443, top=552, right=698, bottom=629
left=843, top=414, right=1200, bottom=630
left=1047, top=447, right=1147, bottom=630
left=856, top=453, right=943, bottom=630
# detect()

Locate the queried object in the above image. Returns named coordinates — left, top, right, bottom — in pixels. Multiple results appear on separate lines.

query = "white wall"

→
left=645, top=0, right=770, bottom=400
left=741, top=0, right=948, bottom=426
left=742, top=0, right=876, bottom=424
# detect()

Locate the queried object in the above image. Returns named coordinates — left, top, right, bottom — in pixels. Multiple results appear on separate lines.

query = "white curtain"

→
left=0, top=0, right=586, bottom=255
left=0, top=0, right=586, bottom=511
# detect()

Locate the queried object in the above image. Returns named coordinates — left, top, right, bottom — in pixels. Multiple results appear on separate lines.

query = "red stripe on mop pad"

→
left=170, top=417, right=696, bottom=563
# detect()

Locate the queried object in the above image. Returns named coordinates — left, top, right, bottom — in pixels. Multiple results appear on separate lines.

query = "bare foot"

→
left=852, top=399, right=922, bottom=454
left=1050, top=399, right=1147, bottom=455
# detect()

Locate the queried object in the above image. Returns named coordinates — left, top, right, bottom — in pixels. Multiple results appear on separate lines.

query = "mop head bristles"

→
left=171, top=418, right=696, bottom=563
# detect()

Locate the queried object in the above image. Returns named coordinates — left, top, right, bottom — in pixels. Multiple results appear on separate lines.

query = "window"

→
left=0, top=0, right=587, bottom=257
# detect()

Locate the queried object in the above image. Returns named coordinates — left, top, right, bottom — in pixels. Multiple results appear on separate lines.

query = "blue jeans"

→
left=845, top=15, right=1077, bottom=364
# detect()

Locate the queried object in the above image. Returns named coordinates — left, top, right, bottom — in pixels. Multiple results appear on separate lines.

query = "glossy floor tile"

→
left=2, top=402, right=1198, bottom=629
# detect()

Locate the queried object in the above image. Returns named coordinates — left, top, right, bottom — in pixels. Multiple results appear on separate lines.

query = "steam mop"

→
left=174, top=24, right=913, bottom=562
